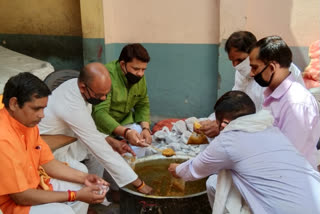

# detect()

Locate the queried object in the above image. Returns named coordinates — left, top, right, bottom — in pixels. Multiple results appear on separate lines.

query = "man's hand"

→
left=76, top=185, right=107, bottom=204
left=140, top=129, right=152, bottom=145
left=106, top=136, right=136, bottom=156
left=194, top=120, right=220, bottom=138
left=137, top=183, right=153, bottom=195
left=127, top=130, right=149, bottom=147
left=168, top=163, right=180, bottom=178
left=84, top=174, right=109, bottom=188
left=132, top=179, right=153, bottom=195
left=79, top=174, right=109, bottom=203
left=8, top=173, right=109, bottom=206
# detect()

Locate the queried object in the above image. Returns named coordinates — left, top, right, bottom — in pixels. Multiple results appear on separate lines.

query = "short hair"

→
left=79, top=67, right=93, bottom=85
left=118, top=43, right=150, bottom=63
left=225, top=31, right=257, bottom=54
left=254, top=36, right=292, bottom=68
left=2, top=72, right=51, bottom=108
left=214, top=91, right=256, bottom=122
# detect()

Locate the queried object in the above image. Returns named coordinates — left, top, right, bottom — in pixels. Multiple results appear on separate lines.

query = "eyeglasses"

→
left=85, top=84, right=108, bottom=99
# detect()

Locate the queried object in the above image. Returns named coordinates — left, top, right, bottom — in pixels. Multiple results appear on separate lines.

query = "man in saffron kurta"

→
left=0, top=108, right=54, bottom=214
left=0, top=72, right=108, bottom=214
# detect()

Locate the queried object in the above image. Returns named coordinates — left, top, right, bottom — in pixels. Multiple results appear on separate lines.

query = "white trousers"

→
left=206, top=174, right=218, bottom=208
left=29, top=178, right=88, bottom=214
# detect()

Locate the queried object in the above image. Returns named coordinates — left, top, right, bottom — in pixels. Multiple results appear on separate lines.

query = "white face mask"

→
left=234, top=56, right=251, bottom=78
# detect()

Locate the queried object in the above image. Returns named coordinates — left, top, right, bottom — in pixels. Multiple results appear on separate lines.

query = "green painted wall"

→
left=217, top=41, right=235, bottom=98
left=0, top=34, right=308, bottom=119
left=105, top=43, right=219, bottom=119
left=83, top=38, right=105, bottom=65
left=0, top=34, right=83, bottom=71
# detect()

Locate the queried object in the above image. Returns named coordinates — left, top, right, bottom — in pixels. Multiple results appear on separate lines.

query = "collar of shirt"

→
left=263, top=73, right=294, bottom=106
left=2, top=108, right=29, bottom=134
left=116, top=61, right=130, bottom=87
left=70, top=78, right=91, bottom=108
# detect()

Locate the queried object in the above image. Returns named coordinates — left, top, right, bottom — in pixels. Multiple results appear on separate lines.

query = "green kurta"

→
left=92, top=60, right=150, bottom=135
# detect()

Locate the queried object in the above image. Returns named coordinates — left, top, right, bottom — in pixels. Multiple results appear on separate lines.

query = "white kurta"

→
left=39, top=78, right=137, bottom=187
left=206, top=63, right=309, bottom=208
left=177, top=111, right=320, bottom=214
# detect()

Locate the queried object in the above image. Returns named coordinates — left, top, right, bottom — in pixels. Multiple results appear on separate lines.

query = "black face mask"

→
left=84, top=86, right=105, bottom=105
left=125, top=72, right=142, bottom=84
left=123, top=64, right=142, bottom=84
left=254, top=64, right=274, bottom=87
left=86, top=97, right=104, bottom=105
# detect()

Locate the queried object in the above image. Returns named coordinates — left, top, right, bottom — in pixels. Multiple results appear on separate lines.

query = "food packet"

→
left=187, top=121, right=209, bottom=145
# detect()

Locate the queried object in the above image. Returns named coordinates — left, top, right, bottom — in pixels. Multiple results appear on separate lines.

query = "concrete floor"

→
left=89, top=203, right=120, bottom=214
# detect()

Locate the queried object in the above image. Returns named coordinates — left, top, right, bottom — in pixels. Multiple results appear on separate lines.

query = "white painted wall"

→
left=220, top=0, right=320, bottom=47
left=103, top=0, right=220, bottom=44
left=103, top=0, right=319, bottom=46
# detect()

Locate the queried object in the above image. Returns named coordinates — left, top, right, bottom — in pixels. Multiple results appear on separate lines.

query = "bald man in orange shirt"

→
left=0, top=73, right=108, bottom=214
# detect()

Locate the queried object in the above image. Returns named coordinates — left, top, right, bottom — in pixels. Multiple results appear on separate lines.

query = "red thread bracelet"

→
left=136, top=181, right=145, bottom=191
left=67, top=190, right=77, bottom=202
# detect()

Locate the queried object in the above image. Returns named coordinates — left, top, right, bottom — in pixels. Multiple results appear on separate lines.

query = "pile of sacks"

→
left=303, top=40, right=320, bottom=89
left=144, top=117, right=204, bottom=157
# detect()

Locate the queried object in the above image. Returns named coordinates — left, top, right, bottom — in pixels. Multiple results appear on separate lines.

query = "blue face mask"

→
left=254, top=64, right=274, bottom=87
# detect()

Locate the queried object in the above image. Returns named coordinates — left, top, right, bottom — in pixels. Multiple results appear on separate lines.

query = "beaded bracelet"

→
left=67, top=190, right=77, bottom=202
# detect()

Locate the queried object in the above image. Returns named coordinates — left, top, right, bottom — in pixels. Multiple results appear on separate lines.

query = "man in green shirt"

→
left=92, top=43, right=152, bottom=155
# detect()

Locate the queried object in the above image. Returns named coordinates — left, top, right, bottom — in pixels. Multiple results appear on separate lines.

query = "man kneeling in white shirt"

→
left=169, top=91, right=320, bottom=214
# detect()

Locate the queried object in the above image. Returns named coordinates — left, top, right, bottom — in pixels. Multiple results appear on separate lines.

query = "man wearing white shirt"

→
left=39, top=62, right=152, bottom=195
left=169, top=91, right=320, bottom=214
